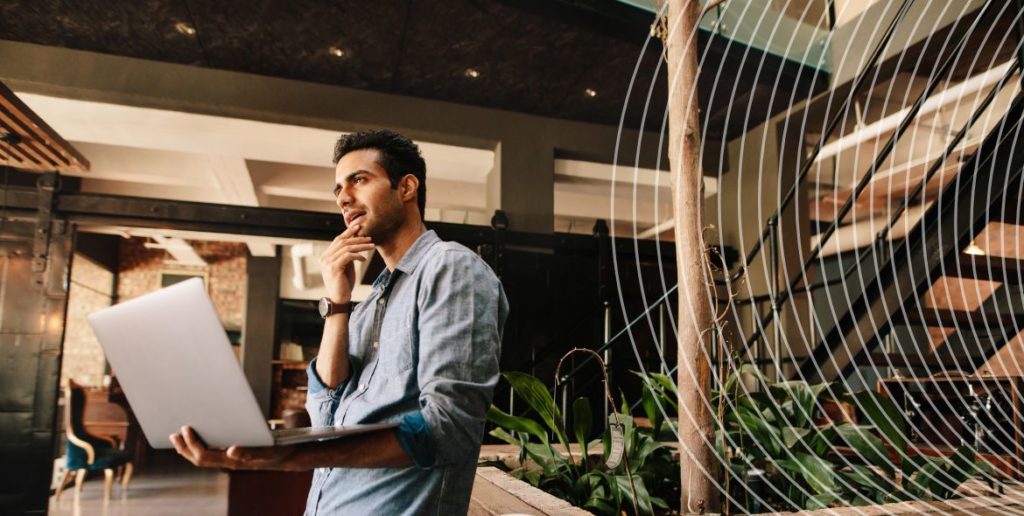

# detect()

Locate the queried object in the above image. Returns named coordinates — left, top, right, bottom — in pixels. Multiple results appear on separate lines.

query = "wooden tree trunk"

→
left=661, top=0, right=716, bottom=513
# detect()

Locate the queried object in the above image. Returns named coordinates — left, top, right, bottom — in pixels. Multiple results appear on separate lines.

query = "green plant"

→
left=713, top=364, right=997, bottom=512
left=486, top=371, right=678, bottom=515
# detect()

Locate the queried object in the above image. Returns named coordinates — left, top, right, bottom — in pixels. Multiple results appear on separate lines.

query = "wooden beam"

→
left=0, top=80, right=88, bottom=173
left=900, top=309, right=1024, bottom=329
left=945, top=254, right=1024, bottom=284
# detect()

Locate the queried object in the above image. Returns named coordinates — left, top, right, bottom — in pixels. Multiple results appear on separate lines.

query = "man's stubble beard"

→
left=364, top=197, right=406, bottom=244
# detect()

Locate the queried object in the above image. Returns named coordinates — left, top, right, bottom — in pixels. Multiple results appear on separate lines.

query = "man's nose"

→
left=337, top=185, right=353, bottom=207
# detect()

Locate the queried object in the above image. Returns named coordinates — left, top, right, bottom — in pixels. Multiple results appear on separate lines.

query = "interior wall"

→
left=60, top=254, right=113, bottom=387
left=60, top=236, right=250, bottom=388
left=116, top=237, right=247, bottom=330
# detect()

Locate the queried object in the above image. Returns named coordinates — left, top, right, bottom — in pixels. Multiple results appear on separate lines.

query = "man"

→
left=170, top=130, right=509, bottom=515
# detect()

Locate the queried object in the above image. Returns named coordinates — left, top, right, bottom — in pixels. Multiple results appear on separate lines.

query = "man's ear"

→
left=401, top=175, right=419, bottom=201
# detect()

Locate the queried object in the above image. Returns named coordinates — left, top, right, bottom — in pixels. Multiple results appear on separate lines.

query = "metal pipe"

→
left=603, top=302, right=611, bottom=423
left=659, top=303, right=667, bottom=374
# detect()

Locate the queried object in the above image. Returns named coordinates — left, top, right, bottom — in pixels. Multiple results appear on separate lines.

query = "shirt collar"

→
left=370, top=230, right=440, bottom=291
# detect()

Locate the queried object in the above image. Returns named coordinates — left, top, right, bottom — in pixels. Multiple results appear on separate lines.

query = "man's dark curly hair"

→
left=333, top=129, right=426, bottom=219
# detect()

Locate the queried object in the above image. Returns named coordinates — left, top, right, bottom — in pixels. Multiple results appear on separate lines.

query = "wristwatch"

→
left=318, top=297, right=353, bottom=318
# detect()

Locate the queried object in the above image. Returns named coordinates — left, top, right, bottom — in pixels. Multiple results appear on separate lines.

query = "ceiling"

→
left=14, top=91, right=718, bottom=239
left=0, top=0, right=825, bottom=138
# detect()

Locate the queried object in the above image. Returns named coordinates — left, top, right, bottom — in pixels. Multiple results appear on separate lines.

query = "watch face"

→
left=318, top=297, right=330, bottom=317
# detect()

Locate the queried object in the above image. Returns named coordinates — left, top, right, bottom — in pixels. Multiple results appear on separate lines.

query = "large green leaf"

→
left=901, top=452, right=933, bottom=478
left=805, top=493, right=839, bottom=510
left=842, top=464, right=893, bottom=494
left=639, top=382, right=662, bottom=434
left=489, top=427, right=520, bottom=446
left=746, top=391, right=783, bottom=424
left=647, top=372, right=679, bottom=409
left=503, top=372, right=563, bottom=435
left=910, top=459, right=944, bottom=499
left=834, top=424, right=894, bottom=476
left=523, top=442, right=568, bottom=466
left=722, top=363, right=766, bottom=395
left=572, top=397, right=593, bottom=461
left=793, top=452, right=838, bottom=496
left=782, top=427, right=810, bottom=449
left=614, top=474, right=653, bottom=515
left=931, top=446, right=976, bottom=499
left=849, top=391, right=906, bottom=453
left=770, top=381, right=815, bottom=427
left=735, top=405, right=782, bottom=457
left=487, top=405, right=549, bottom=444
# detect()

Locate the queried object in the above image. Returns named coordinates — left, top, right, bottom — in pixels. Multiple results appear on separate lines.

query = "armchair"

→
left=54, top=380, right=134, bottom=501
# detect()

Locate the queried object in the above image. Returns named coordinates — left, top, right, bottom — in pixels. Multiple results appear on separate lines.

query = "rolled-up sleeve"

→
left=305, top=358, right=348, bottom=427
left=415, top=249, right=506, bottom=466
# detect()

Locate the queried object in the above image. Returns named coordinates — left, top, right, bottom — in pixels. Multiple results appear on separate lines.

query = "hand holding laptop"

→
left=170, top=425, right=297, bottom=471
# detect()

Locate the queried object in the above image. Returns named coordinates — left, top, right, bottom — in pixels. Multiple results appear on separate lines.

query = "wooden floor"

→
left=792, top=480, right=1024, bottom=515
left=48, top=457, right=227, bottom=516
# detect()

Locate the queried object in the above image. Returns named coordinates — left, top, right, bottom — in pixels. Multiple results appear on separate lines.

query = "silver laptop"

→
left=87, top=277, right=395, bottom=449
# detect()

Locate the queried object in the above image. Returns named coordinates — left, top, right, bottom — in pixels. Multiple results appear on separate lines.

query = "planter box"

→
left=471, top=467, right=591, bottom=515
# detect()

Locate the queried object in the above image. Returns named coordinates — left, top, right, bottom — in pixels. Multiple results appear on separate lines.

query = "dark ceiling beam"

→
left=0, top=185, right=678, bottom=260
left=858, top=352, right=983, bottom=371
left=898, top=309, right=1024, bottom=330
left=942, top=254, right=1024, bottom=284
left=992, top=196, right=1024, bottom=225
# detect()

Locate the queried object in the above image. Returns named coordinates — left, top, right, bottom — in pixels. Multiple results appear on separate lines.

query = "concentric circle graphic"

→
left=605, top=0, right=1024, bottom=513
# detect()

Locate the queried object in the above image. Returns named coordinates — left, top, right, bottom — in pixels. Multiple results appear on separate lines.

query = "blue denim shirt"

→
left=304, top=230, right=508, bottom=515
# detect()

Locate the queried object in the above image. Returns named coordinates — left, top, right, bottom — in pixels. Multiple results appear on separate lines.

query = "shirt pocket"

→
left=378, top=312, right=414, bottom=373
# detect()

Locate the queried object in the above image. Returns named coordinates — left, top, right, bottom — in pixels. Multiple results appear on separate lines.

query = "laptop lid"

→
left=88, top=278, right=274, bottom=449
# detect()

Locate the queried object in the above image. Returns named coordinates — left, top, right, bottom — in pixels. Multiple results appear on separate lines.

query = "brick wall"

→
left=60, top=254, right=114, bottom=387
left=61, top=237, right=249, bottom=387
left=117, top=237, right=247, bottom=329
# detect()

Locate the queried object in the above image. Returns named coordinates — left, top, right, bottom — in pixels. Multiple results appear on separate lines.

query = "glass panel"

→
left=618, top=0, right=833, bottom=73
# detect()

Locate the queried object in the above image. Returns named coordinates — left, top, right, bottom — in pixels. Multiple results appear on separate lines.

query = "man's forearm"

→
left=285, top=428, right=413, bottom=471
left=315, top=314, right=351, bottom=388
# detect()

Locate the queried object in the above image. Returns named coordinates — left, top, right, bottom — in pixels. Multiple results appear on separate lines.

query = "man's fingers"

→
left=327, top=236, right=372, bottom=251
left=169, top=432, right=192, bottom=462
left=320, top=243, right=374, bottom=267
left=181, top=425, right=204, bottom=450
left=327, top=252, right=368, bottom=271
left=337, top=223, right=361, bottom=240
left=322, top=240, right=374, bottom=259
left=321, top=237, right=372, bottom=260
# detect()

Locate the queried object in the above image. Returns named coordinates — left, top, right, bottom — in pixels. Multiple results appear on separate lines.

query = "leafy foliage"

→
left=487, top=366, right=1000, bottom=514
left=486, top=372, right=678, bottom=515
left=714, top=365, right=998, bottom=512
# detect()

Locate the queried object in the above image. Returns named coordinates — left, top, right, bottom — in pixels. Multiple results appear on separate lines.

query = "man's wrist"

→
left=318, top=297, right=353, bottom=318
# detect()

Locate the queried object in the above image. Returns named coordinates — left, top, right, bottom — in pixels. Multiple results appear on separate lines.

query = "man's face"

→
left=334, top=148, right=406, bottom=241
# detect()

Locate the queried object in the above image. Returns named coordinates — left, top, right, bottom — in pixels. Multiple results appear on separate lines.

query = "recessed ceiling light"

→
left=964, top=241, right=986, bottom=256
left=328, top=47, right=347, bottom=58
left=464, top=68, right=481, bottom=79
left=584, top=88, right=598, bottom=98
left=175, top=22, right=197, bottom=36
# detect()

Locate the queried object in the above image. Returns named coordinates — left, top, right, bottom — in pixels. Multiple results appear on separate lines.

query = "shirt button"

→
left=378, top=298, right=385, bottom=305
left=373, top=341, right=379, bottom=349
left=359, top=383, right=367, bottom=392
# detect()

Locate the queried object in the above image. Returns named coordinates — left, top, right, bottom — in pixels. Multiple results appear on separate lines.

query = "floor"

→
left=48, top=456, right=227, bottom=516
